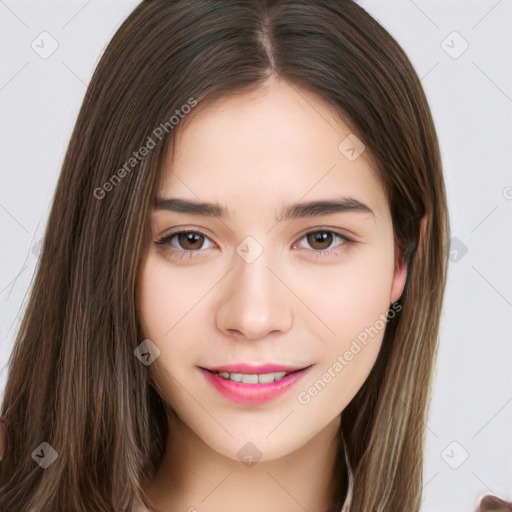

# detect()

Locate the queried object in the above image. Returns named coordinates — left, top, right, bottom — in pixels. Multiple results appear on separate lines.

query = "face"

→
left=137, top=79, right=407, bottom=462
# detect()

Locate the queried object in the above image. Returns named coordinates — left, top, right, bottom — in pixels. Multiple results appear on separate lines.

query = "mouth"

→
left=202, top=365, right=310, bottom=384
left=198, top=363, right=314, bottom=405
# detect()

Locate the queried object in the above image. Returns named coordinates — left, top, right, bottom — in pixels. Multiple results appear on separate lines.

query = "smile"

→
left=199, top=364, right=313, bottom=405
left=215, top=370, right=289, bottom=384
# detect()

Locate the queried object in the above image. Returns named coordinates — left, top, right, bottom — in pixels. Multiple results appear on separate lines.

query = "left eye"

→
left=294, top=231, right=350, bottom=253
left=155, top=229, right=353, bottom=259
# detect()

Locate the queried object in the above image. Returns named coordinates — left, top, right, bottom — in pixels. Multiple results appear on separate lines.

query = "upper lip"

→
left=203, top=363, right=312, bottom=374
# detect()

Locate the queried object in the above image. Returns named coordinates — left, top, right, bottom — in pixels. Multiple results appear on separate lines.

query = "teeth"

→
left=217, top=371, right=289, bottom=384
left=241, top=374, right=259, bottom=384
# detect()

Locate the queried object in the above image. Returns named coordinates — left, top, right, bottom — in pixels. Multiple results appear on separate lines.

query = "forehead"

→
left=156, top=80, right=388, bottom=221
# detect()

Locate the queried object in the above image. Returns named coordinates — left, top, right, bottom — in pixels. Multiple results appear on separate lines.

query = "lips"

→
left=199, top=363, right=313, bottom=405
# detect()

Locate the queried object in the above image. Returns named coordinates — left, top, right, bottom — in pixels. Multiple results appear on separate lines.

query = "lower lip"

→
left=200, top=366, right=312, bottom=405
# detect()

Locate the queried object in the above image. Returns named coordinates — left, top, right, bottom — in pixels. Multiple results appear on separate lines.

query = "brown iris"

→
left=177, top=232, right=205, bottom=250
left=306, top=231, right=333, bottom=250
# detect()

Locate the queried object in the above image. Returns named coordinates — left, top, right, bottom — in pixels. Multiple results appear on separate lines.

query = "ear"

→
left=389, top=216, right=424, bottom=304
left=389, top=248, right=408, bottom=305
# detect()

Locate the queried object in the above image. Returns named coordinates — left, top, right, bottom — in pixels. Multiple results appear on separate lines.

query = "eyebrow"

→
left=154, top=196, right=375, bottom=221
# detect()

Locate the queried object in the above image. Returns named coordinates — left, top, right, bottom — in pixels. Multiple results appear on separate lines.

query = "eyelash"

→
left=154, top=229, right=354, bottom=261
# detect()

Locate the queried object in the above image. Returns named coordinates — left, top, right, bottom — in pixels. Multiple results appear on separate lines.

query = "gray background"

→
left=1, top=1, right=511, bottom=510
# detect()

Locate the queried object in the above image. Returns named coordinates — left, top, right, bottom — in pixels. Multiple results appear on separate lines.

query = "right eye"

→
left=155, top=230, right=216, bottom=259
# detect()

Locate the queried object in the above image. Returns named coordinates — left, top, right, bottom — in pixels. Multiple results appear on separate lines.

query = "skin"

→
left=137, top=77, right=407, bottom=512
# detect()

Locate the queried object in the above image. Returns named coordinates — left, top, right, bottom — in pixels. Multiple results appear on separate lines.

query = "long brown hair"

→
left=0, top=1, right=450, bottom=510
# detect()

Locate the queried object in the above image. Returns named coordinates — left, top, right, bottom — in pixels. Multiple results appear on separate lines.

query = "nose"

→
left=215, top=251, right=294, bottom=341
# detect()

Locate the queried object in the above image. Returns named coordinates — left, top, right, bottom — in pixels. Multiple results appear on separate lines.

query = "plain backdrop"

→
left=1, top=1, right=511, bottom=511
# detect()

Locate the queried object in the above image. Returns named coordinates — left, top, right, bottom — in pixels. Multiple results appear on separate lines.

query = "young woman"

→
left=0, top=1, right=452, bottom=510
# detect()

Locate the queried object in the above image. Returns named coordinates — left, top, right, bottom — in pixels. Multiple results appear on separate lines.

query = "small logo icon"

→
left=31, top=237, right=44, bottom=257
left=441, top=441, right=469, bottom=469
left=236, top=442, right=262, bottom=468
left=441, top=31, right=469, bottom=59
left=449, top=237, right=468, bottom=263
left=31, top=442, right=58, bottom=469
left=236, top=236, right=264, bottom=264
left=31, top=31, right=59, bottom=59
left=338, top=134, right=366, bottom=161
left=134, top=339, right=161, bottom=366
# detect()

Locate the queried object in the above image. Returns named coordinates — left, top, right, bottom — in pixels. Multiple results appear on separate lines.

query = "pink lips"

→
left=199, top=363, right=313, bottom=405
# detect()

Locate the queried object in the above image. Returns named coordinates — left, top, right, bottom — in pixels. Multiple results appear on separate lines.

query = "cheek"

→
left=292, top=245, right=394, bottom=343
left=137, top=254, right=215, bottom=372
left=137, top=257, right=196, bottom=404
left=137, top=258, right=191, bottom=375
left=295, top=264, right=393, bottom=416
left=138, top=261, right=172, bottom=340
left=138, top=256, right=204, bottom=340
left=290, top=244, right=394, bottom=410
